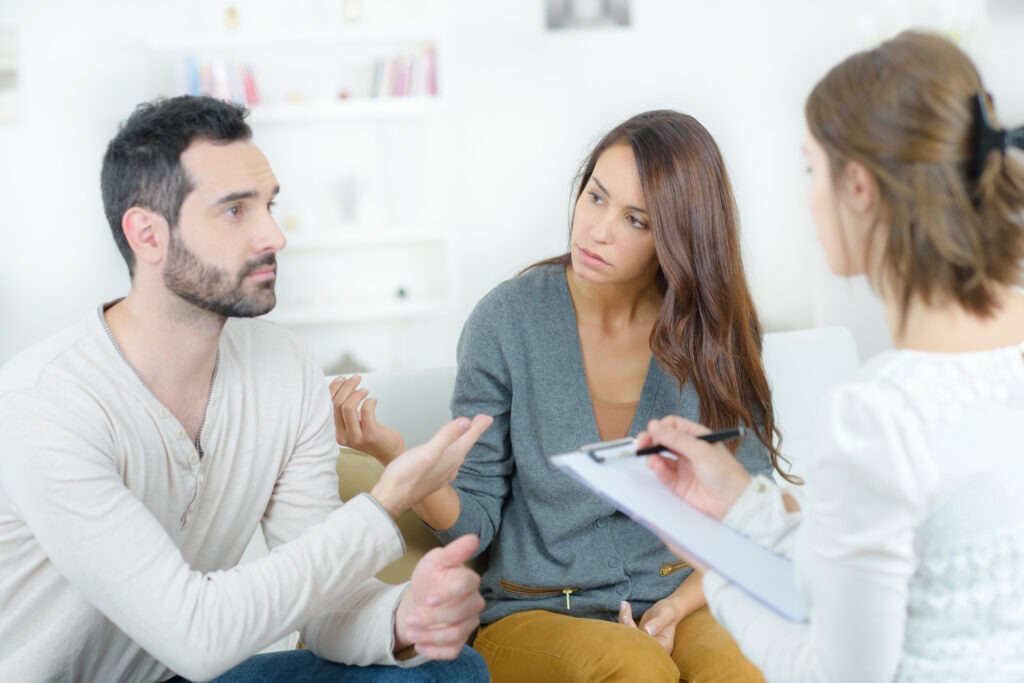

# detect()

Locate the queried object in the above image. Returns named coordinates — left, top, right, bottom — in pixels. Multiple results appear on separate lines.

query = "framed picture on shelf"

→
left=546, top=0, right=631, bottom=30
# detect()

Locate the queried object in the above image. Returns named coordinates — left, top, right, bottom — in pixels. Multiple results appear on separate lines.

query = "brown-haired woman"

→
left=333, top=110, right=789, bottom=681
left=645, top=31, right=1024, bottom=681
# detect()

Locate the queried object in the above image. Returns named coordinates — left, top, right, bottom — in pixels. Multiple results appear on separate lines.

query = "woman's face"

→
left=570, top=143, right=659, bottom=286
left=803, top=132, right=867, bottom=276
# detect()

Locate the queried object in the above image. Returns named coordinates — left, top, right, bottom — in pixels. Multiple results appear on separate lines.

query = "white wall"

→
left=2, top=0, right=1022, bottom=366
left=0, top=0, right=192, bottom=361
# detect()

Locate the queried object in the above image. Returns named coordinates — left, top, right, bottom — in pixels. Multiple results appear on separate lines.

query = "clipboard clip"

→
left=580, top=427, right=748, bottom=463
left=581, top=437, right=643, bottom=463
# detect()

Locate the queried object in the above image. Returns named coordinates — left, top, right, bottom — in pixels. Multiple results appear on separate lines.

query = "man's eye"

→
left=226, top=206, right=243, bottom=218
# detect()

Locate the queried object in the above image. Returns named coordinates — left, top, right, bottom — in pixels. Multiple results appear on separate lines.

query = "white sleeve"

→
left=721, top=474, right=803, bottom=556
left=257, top=358, right=418, bottom=667
left=705, top=383, right=936, bottom=683
left=0, top=371, right=407, bottom=680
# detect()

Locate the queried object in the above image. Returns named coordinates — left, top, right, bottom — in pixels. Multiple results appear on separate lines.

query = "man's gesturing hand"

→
left=394, top=535, right=485, bottom=660
left=370, top=414, right=492, bottom=519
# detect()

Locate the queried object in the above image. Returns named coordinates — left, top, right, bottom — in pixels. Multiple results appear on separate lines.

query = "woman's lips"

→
left=578, top=246, right=609, bottom=268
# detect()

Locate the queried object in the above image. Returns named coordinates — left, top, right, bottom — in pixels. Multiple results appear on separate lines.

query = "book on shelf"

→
left=185, top=55, right=261, bottom=107
left=183, top=43, right=437, bottom=108
left=370, top=46, right=437, bottom=98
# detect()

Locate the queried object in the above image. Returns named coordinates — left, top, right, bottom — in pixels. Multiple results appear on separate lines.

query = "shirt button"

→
left=159, top=408, right=170, bottom=418
left=198, top=473, right=206, bottom=485
left=188, top=453, right=199, bottom=466
left=176, top=428, right=186, bottom=440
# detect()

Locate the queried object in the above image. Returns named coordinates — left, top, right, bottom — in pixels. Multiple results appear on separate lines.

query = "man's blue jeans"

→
left=168, top=646, right=489, bottom=682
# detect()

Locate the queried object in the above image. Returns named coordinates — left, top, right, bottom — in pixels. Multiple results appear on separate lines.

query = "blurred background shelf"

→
left=282, top=228, right=450, bottom=249
left=149, top=24, right=456, bottom=372
left=247, top=96, right=441, bottom=123
left=265, top=299, right=452, bottom=326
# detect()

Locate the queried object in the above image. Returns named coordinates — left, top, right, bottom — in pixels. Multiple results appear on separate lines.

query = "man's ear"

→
left=839, top=160, right=876, bottom=218
left=122, top=208, right=169, bottom=268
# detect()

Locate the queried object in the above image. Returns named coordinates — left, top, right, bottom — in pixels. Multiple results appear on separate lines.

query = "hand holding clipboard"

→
left=641, top=418, right=765, bottom=525
left=549, top=418, right=808, bottom=622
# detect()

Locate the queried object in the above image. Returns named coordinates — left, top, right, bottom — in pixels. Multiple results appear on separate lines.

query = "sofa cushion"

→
left=336, top=447, right=443, bottom=585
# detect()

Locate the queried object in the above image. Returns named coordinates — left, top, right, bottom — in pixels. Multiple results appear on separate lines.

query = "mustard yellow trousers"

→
left=472, top=606, right=763, bottom=683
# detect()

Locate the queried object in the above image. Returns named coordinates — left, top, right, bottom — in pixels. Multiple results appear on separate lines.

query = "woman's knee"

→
left=672, top=607, right=764, bottom=683
left=589, top=627, right=679, bottom=683
left=475, top=611, right=677, bottom=683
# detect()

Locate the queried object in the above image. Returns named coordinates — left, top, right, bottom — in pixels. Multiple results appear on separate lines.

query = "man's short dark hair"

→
left=100, top=95, right=252, bottom=275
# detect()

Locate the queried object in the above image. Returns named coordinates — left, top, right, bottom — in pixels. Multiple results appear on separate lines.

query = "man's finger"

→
left=420, top=570, right=480, bottom=611
left=424, top=417, right=473, bottom=453
left=447, top=414, right=493, bottom=454
left=413, top=536, right=481, bottom=607
left=432, top=534, right=481, bottom=570
left=406, top=591, right=484, bottom=631
left=406, top=614, right=480, bottom=648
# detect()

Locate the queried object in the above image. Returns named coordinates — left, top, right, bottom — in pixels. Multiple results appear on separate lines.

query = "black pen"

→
left=635, top=426, right=748, bottom=456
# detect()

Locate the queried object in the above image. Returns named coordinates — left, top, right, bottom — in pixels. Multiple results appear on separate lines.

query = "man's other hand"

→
left=393, top=535, right=484, bottom=660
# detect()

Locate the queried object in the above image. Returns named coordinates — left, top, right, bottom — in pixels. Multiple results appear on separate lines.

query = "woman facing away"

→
left=333, top=109, right=797, bottom=681
left=643, top=31, right=1024, bottom=682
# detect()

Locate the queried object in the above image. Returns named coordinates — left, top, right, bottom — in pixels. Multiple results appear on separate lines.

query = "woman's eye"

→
left=627, top=214, right=648, bottom=229
left=589, top=191, right=603, bottom=204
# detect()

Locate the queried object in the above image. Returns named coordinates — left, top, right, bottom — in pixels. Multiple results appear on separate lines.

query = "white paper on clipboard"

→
left=549, top=450, right=808, bottom=622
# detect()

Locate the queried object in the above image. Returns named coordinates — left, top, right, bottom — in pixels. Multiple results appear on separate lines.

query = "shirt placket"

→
left=161, top=409, right=204, bottom=529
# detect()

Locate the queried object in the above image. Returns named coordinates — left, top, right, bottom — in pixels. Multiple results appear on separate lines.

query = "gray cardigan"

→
left=434, top=264, right=772, bottom=625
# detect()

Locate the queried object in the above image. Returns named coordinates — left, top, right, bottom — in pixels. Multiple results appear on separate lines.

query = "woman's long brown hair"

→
left=527, top=110, right=792, bottom=481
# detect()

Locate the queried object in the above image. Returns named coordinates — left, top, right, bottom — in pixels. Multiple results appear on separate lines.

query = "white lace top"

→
left=703, top=343, right=1024, bottom=683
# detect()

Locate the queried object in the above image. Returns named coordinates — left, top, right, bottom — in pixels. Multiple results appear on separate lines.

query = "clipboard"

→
left=549, top=440, right=809, bottom=622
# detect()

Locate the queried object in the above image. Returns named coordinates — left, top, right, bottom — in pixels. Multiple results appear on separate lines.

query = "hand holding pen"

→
left=638, top=416, right=754, bottom=522
left=636, top=426, right=747, bottom=456
left=581, top=426, right=746, bottom=463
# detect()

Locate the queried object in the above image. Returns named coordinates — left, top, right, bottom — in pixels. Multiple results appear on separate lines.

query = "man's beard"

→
left=163, top=230, right=277, bottom=318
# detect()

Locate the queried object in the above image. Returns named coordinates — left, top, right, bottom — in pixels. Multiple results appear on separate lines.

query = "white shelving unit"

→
left=267, top=227, right=454, bottom=326
left=150, top=25, right=457, bottom=373
left=247, top=96, right=441, bottom=124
